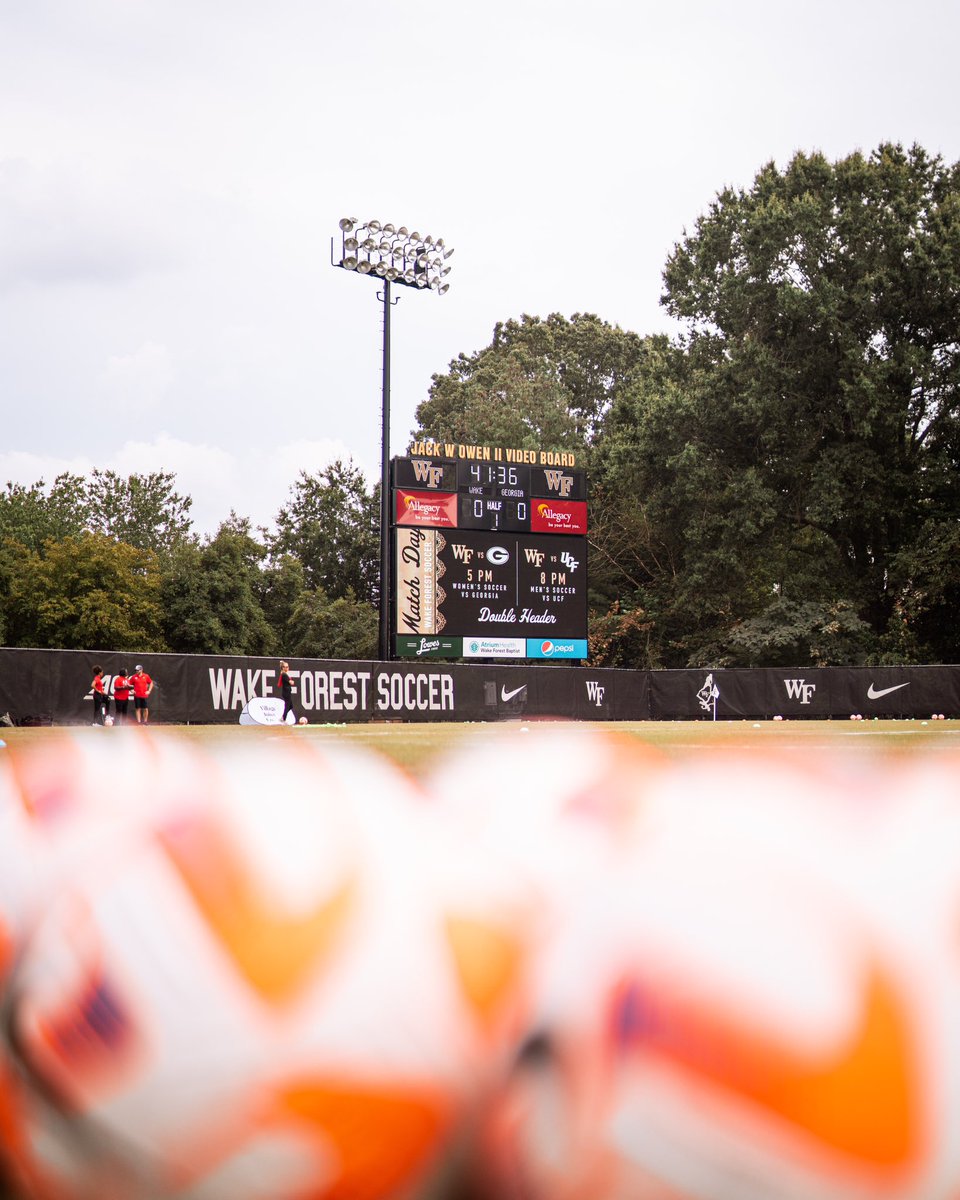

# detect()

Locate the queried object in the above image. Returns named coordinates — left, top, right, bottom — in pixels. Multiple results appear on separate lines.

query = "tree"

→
left=87, top=470, right=194, bottom=555
left=0, top=474, right=90, bottom=551
left=586, top=340, right=764, bottom=667
left=4, top=533, right=166, bottom=651
left=0, top=471, right=194, bottom=556
left=269, top=461, right=379, bottom=603
left=724, top=597, right=873, bottom=668
left=413, top=313, right=652, bottom=456
left=657, top=143, right=960, bottom=661
left=285, top=588, right=378, bottom=661
left=258, top=554, right=308, bottom=653
left=160, top=516, right=273, bottom=656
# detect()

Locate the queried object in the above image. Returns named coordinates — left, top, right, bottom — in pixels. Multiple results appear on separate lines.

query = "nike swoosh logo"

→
left=500, top=685, right=527, bottom=702
left=867, top=682, right=910, bottom=700
left=161, top=819, right=355, bottom=1004
left=612, top=960, right=917, bottom=1166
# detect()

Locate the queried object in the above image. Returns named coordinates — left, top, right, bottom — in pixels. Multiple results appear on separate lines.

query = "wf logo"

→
left=411, top=459, right=445, bottom=489
left=586, top=681, right=605, bottom=706
left=784, top=679, right=817, bottom=704
left=543, top=469, right=574, bottom=497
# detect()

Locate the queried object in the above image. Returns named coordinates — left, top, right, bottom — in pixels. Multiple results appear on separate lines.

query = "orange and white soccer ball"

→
left=469, top=748, right=960, bottom=1200
left=0, top=733, right=531, bottom=1200
left=425, top=725, right=666, bottom=941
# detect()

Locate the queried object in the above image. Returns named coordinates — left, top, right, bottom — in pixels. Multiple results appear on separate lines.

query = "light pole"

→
left=333, top=217, right=454, bottom=662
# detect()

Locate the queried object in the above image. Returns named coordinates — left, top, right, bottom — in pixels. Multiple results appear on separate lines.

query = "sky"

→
left=2, top=0, right=958, bottom=536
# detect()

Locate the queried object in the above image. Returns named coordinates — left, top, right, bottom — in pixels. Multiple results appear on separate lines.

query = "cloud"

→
left=0, top=159, right=175, bottom=292
left=0, top=435, right=374, bottom=540
left=99, top=342, right=176, bottom=408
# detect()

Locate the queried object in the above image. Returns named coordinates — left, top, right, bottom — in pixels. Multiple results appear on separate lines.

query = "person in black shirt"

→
left=278, top=660, right=297, bottom=725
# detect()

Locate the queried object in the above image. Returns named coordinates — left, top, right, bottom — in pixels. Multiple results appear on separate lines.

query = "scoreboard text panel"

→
left=395, top=528, right=587, bottom=639
left=392, top=456, right=587, bottom=533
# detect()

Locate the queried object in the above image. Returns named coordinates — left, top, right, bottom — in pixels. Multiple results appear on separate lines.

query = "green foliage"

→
left=0, top=475, right=90, bottom=550
left=258, top=554, right=308, bottom=648
left=884, top=519, right=960, bottom=663
left=86, top=470, right=194, bottom=554
left=588, top=141, right=960, bottom=667
left=285, top=587, right=378, bottom=660
left=723, top=598, right=874, bottom=667
left=413, top=313, right=652, bottom=457
left=587, top=601, right=657, bottom=669
left=4, top=533, right=166, bottom=651
left=269, top=461, right=379, bottom=604
left=0, top=471, right=194, bottom=556
left=658, top=143, right=960, bottom=653
left=161, top=516, right=273, bottom=656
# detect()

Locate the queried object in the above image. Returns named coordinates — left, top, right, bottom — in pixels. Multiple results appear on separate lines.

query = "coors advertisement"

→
left=395, top=527, right=587, bottom=640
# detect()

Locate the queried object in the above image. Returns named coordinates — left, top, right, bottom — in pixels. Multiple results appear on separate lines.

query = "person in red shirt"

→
left=130, top=665, right=155, bottom=724
left=112, top=668, right=132, bottom=724
left=90, top=665, right=107, bottom=726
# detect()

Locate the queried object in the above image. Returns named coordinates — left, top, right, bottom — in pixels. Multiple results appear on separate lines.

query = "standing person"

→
left=130, top=664, right=155, bottom=725
left=90, top=665, right=107, bottom=725
left=278, top=660, right=297, bottom=725
left=112, top=668, right=131, bottom=724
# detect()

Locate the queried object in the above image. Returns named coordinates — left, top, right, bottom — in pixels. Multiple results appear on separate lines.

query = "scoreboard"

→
left=390, top=454, right=589, bottom=659
left=392, top=457, right=587, bottom=535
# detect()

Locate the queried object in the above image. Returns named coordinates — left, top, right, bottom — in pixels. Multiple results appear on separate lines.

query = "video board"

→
left=391, top=453, right=589, bottom=659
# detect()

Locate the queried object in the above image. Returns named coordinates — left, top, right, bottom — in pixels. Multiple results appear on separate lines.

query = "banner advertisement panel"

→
left=394, top=636, right=463, bottom=659
left=461, top=638, right=526, bottom=659
left=395, top=527, right=442, bottom=636
left=525, top=638, right=589, bottom=659
left=530, top=499, right=588, bottom=535
left=238, top=697, right=296, bottom=725
left=395, top=490, right=458, bottom=528
left=2, top=648, right=959, bottom=727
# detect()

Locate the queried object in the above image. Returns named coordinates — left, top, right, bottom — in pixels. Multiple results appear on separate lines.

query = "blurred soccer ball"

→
left=11, top=729, right=960, bottom=1200
left=471, top=748, right=960, bottom=1200
left=0, top=733, right=530, bottom=1200
left=104, top=715, right=114, bottom=726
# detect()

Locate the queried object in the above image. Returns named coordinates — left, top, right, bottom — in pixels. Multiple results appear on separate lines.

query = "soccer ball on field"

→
left=0, top=733, right=531, bottom=1200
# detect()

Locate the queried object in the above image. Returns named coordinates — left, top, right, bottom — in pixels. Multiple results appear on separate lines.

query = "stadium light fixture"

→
left=332, top=216, right=454, bottom=662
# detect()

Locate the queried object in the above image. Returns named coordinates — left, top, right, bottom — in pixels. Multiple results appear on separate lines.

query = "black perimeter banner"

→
left=0, top=649, right=957, bottom=725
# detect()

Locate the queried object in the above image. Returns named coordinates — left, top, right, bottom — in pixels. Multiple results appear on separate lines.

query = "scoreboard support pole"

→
left=332, top=215, right=454, bottom=662
left=378, top=279, right=398, bottom=662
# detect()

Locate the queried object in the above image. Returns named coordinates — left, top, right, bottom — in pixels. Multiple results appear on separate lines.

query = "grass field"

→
left=2, top=718, right=957, bottom=779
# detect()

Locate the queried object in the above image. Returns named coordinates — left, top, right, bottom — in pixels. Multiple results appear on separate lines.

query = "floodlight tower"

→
left=333, top=218, right=454, bottom=661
